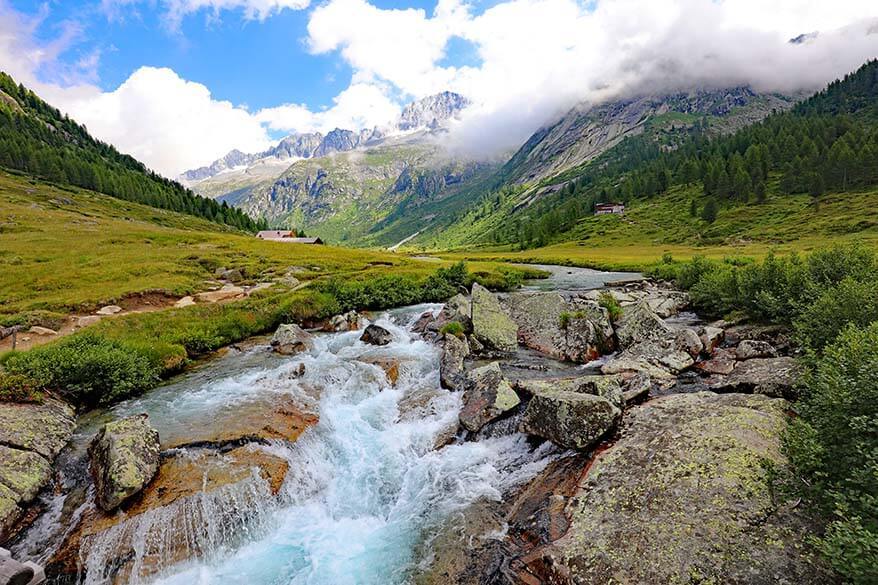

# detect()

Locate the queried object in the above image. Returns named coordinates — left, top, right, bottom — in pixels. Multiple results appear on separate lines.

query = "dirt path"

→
left=0, top=282, right=281, bottom=353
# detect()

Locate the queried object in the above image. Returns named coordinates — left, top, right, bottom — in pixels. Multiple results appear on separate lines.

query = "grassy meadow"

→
left=440, top=182, right=878, bottom=271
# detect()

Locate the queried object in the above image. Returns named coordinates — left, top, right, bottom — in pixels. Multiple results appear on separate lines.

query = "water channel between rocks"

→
left=13, top=265, right=641, bottom=585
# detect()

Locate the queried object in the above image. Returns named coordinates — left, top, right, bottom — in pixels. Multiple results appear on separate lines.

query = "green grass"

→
left=0, top=171, right=444, bottom=317
left=439, top=182, right=878, bottom=271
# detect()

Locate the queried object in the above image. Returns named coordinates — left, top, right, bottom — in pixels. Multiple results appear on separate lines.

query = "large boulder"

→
left=270, top=324, right=313, bottom=355
left=520, top=390, right=620, bottom=450
left=439, top=333, right=469, bottom=391
left=711, top=357, right=802, bottom=399
left=470, top=284, right=517, bottom=351
left=614, top=300, right=671, bottom=350
left=0, top=398, right=75, bottom=541
left=359, top=323, right=393, bottom=346
left=531, top=392, right=835, bottom=584
left=459, top=363, right=520, bottom=432
left=88, top=414, right=160, bottom=512
left=0, top=398, right=76, bottom=460
left=504, top=293, right=613, bottom=362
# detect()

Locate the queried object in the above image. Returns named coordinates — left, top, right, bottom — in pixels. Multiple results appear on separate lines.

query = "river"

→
left=13, top=268, right=640, bottom=584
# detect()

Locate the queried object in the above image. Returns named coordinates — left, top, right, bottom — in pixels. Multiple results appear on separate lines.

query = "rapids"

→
left=17, top=305, right=561, bottom=584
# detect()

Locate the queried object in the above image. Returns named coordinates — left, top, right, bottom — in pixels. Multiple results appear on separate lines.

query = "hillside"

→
left=219, top=136, right=496, bottom=244
left=0, top=73, right=261, bottom=231
left=424, top=60, right=878, bottom=255
left=501, top=87, right=798, bottom=186
left=0, top=170, right=431, bottom=321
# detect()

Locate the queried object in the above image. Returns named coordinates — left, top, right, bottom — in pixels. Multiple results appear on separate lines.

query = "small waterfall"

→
left=78, top=465, right=277, bottom=585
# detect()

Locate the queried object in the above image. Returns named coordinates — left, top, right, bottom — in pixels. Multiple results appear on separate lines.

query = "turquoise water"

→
left=64, top=305, right=557, bottom=584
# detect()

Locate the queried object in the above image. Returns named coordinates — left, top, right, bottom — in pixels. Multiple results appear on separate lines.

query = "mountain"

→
left=501, top=87, right=799, bottom=187
left=180, top=91, right=468, bottom=186
left=0, top=72, right=261, bottom=231
left=397, top=91, right=470, bottom=131
left=178, top=91, right=481, bottom=243
left=225, top=134, right=495, bottom=244
left=423, top=60, right=878, bottom=252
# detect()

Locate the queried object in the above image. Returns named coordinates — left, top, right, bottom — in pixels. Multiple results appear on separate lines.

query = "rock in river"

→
left=360, top=323, right=393, bottom=346
left=459, top=362, right=520, bottom=432
left=470, top=283, right=517, bottom=351
left=439, top=333, right=469, bottom=390
left=88, top=414, right=160, bottom=511
left=520, top=389, right=620, bottom=450
left=503, top=292, right=613, bottom=362
left=271, top=323, right=313, bottom=355
left=711, top=356, right=802, bottom=399
left=530, top=392, right=835, bottom=584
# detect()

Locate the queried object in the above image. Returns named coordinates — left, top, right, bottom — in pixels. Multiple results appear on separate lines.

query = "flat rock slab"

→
left=538, top=392, right=835, bottom=584
left=161, top=396, right=318, bottom=449
left=49, top=445, right=289, bottom=581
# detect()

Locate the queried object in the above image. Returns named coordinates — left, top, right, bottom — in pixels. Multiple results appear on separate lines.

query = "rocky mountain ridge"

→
left=180, top=91, right=469, bottom=184
left=502, top=86, right=800, bottom=186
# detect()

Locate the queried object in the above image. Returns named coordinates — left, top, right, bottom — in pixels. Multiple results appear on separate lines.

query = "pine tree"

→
left=701, top=198, right=718, bottom=223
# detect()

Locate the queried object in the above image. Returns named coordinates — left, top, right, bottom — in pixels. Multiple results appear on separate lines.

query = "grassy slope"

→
left=441, top=181, right=878, bottom=270
left=0, top=170, right=442, bottom=318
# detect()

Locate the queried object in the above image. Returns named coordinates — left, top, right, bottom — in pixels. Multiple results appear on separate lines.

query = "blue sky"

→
left=1, top=0, right=876, bottom=176
left=14, top=0, right=360, bottom=111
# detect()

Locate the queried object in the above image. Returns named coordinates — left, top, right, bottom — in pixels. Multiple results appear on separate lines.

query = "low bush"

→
left=1, top=333, right=160, bottom=407
left=659, top=244, right=878, bottom=336
left=0, top=372, right=42, bottom=403
left=795, top=278, right=878, bottom=353
left=785, top=323, right=878, bottom=583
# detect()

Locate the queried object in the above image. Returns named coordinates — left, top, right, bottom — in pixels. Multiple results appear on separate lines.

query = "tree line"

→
left=0, top=72, right=267, bottom=232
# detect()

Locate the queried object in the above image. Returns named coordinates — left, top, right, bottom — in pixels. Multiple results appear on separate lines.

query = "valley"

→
left=0, top=18, right=877, bottom=585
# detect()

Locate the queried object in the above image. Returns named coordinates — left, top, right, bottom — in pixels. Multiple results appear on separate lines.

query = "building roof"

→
left=256, top=230, right=293, bottom=238
left=286, top=237, right=323, bottom=244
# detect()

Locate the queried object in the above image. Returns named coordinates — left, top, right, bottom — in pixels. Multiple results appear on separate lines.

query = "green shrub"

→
left=598, top=292, right=623, bottom=323
left=795, top=278, right=878, bottom=353
left=0, top=372, right=43, bottom=403
left=785, top=322, right=878, bottom=583
left=2, top=332, right=161, bottom=407
left=439, top=322, right=464, bottom=338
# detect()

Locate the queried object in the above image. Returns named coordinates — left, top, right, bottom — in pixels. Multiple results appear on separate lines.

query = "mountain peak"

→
left=397, top=91, right=469, bottom=132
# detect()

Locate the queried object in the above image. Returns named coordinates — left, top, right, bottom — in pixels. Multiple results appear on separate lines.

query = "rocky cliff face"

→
left=397, top=91, right=469, bottom=132
left=230, top=137, right=492, bottom=243
left=503, top=87, right=799, bottom=185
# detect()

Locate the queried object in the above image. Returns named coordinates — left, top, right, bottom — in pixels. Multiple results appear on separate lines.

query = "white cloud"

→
left=2, top=0, right=878, bottom=177
left=60, top=67, right=273, bottom=176
left=256, top=82, right=402, bottom=133
left=306, top=0, right=878, bottom=156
